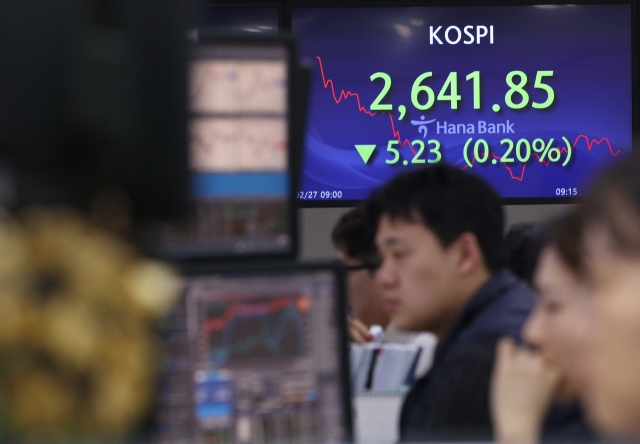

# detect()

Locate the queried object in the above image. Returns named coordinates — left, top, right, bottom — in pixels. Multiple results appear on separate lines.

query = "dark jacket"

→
left=542, top=403, right=595, bottom=443
left=399, top=268, right=535, bottom=442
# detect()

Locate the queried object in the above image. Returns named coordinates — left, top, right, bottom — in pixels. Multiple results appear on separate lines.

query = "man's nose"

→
left=375, top=259, right=399, bottom=288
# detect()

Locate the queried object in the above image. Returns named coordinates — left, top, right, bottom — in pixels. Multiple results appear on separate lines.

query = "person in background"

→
left=365, top=165, right=536, bottom=442
left=331, top=205, right=437, bottom=376
left=578, top=158, right=640, bottom=441
left=491, top=211, right=595, bottom=444
left=331, top=205, right=390, bottom=343
left=505, top=222, right=548, bottom=286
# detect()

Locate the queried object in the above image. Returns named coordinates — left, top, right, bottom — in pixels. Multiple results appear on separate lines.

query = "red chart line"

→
left=315, top=56, right=416, bottom=155
left=202, top=297, right=296, bottom=334
left=315, top=56, right=620, bottom=179
left=461, top=135, right=621, bottom=181
left=573, top=135, right=621, bottom=157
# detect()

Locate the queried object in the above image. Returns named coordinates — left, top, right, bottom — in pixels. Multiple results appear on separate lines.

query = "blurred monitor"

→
left=156, top=262, right=353, bottom=443
left=143, top=36, right=298, bottom=259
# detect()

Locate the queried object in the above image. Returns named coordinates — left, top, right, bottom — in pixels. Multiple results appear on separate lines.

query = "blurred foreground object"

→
left=0, top=0, right=189, bottom=221
left=0, top=208, right=180, bottom=439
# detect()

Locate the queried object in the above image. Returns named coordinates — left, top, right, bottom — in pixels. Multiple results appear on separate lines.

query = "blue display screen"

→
left=292, top=4, right=633, bottom=203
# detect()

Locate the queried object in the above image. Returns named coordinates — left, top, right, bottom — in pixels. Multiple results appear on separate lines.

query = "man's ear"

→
left=453, top=232, right=484, bottom=277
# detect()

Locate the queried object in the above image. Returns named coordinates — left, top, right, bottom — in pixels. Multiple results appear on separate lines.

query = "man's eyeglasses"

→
left=344, top=261, right=381, bottom=276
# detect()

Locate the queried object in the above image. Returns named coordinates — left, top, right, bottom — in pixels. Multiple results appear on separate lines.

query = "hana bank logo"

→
left=411, top=116, right=436, bottom=139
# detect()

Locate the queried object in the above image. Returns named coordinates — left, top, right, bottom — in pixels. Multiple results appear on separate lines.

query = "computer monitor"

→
left=290, top=1, right=638, bottom=206
left=156, top=262, right=353, bottom=443
left=143, top=36, right=298, bottom=259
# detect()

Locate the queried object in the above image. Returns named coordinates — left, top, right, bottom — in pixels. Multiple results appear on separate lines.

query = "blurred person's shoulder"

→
left=400, top=271, right=536, bottom=442
left=455, top=268, right=536, bottom=348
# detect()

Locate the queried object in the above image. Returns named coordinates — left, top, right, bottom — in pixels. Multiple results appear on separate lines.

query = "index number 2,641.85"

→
left=370, top=70, right=555, bottom=112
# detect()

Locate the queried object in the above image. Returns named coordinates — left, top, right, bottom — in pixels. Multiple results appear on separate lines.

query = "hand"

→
left=348, top=318, right=374, bottom=344
left=490, top=337, right=561, bottom=444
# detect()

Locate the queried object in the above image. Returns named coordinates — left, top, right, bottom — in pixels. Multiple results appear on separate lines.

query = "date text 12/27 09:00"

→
left=298, top=191, right=343, bottom=200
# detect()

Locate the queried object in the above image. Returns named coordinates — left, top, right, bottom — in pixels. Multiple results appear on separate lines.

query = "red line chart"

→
left=316, top=56, right=417, bottom=155
left=461, top=135, right=621, bottom=182
left=316, top=56, right=377, bottom=117
left=201, top=297, right=296, bottom=334
left=315, top=56, right=622, bottom=181
left=573, top=135, right=621, bottom=157
left=199, top=295, right=310, bottom=363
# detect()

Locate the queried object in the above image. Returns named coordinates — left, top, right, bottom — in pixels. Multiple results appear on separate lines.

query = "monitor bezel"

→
left=286, top=0, right=639, bottom=207
left=196, top=1, right=286, bottom=32
left=179, top=260, right=354, bottom=443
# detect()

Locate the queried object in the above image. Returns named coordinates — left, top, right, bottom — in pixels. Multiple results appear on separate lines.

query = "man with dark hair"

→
left=331, top=205, right=378, bottom=264
left=332, top=205, right=438, bottom=376
left=365, top=165, right=536, bottom=441
left=504, top=222, right=548, bottom=286
left=331, top=205, right=390, bottom=342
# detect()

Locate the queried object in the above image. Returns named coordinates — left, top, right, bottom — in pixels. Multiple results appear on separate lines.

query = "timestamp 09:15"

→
left=556, top=188, right=578, bottom=197
left=298, top=191, right=344, bottom=199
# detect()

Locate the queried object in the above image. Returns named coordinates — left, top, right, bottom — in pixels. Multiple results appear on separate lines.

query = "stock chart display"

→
left=200, top=295, right=309, bottom=365
left=292, top=4, right=633, bottom=202
left=183, top=270, right=350, bottom=443
left=189, top=59, right=288, bottom=174
left=152, top=43, right=292, bottom=259
left=189, top=54, right=289, bottom=195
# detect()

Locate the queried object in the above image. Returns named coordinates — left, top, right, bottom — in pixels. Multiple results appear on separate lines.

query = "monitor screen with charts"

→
left=290, top=1, right=637, bottom=205
left=156, top=263, right=353, bottom=443
left=143, top=37, right=296, bottom=259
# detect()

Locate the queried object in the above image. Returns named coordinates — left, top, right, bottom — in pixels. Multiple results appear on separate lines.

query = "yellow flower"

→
left=0, top=208, right=180, bottom=439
